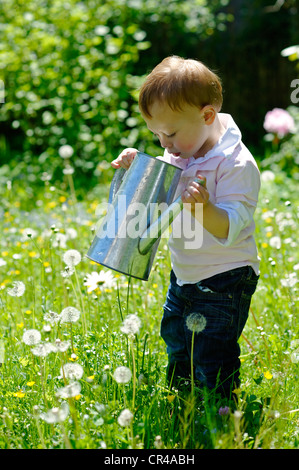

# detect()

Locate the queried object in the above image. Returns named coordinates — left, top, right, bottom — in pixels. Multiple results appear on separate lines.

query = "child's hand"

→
left=181, top=172, right=209, bottom=208
left=111, top=148, right=137, bottom=170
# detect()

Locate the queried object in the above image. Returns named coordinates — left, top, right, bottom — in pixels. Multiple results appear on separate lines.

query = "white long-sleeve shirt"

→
left=158, top=113, right=261, bottom=284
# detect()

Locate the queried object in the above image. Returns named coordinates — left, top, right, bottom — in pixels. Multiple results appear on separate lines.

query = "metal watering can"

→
left=86, top=151, right=185, bottom=280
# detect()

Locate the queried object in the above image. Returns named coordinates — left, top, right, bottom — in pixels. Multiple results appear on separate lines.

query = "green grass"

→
left=0, top=168, right=298, bottom=449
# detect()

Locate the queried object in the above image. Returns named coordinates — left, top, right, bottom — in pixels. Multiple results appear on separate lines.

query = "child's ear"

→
left=202, top=106, right=216, bottom=125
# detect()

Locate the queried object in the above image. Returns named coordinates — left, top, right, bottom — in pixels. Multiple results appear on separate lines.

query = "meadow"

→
left=0, top=163, right=298, bottom=450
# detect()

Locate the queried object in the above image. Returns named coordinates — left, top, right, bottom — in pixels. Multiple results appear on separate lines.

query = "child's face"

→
left=142, top=101, right=212, bottom=159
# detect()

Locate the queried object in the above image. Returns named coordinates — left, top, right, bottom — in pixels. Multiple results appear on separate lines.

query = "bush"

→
left=0, top=0, right=230, bottom=187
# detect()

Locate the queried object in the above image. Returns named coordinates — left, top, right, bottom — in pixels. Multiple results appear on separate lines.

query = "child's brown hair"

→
left=139, top=56, right=223, bottom=117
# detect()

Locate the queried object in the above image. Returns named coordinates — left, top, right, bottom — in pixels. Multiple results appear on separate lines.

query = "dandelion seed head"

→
left=59, top=144, right=74, bottom=159
left=31, top=343, right=52, bottom=357
left=53, top=339, right=71, bottom=352
left=7, top=281, right=25, bottom=297
left=60, top=306, right=81, bottom=323
left=61, top=363, right=84, bottom=380
left=40, top=402, right=69, bottom=424
left=61, top=266, right=75, bottom=278
left=113, top=366, right=132, bottom=384
left=63, top=249, right=81, bottom=267
left=120, top=314, right=141, bottom=336
left=186, top=312, right=207, bottom=333
left=117, top=408, right=133, bottom=427
left=44, top=310, right=60, bottom=324
left=56, top=381, right=81, bottom=399
left=22, top=329, right=41, bottom=346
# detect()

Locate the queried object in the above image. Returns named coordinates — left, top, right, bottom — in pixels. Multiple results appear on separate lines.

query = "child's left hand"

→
left=181, top=172, right=210, bottom=208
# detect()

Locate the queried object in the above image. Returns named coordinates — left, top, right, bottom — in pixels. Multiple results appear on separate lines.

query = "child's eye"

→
left=167, top=133, right=176, bottom=138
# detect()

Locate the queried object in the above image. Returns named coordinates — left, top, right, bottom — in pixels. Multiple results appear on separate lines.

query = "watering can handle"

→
left=138, top=177, right=205, bottom=255
left=108, top=167, right=126, bottom=204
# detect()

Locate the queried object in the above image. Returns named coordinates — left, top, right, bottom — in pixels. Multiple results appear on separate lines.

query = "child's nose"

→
left=160, top=135, right=172, bottom=149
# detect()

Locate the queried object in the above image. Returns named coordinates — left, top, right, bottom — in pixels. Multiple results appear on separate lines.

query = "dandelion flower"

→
left=61, top=363, right=84, bottom=380
left=84, top=270, right=116, bottom=293
left=269, top=236, right=281, bottom=249
left=117, top=409, right=133, bottom=427
left=61, top=266, right=75, bottom=278
left=186, top=312, right=207, bottom=333
left=120, top=314, right=141, bottom=336
left=63, top=249, right=81, bottom=267
left=60, top=306, right=80, bottom=323
left=31, top=343, right=52, bottom=357
left=40, top=402, right=69, bottom=424
left=281, top=273, right=297, bottom=288
left=7, top=281, right=25, bottom=297
left=56, top=381, right=81, bottom=399
left=14, top=390, right=25, bottom=398
left=59, top=144, right=74, bottom=159
left=113, top=366, right=132, bottom=384
left=22, top=329, right=41, bottom=346
left=44, top=310, right=60, bottom=324
left=52, top=339, right=71, bottom=352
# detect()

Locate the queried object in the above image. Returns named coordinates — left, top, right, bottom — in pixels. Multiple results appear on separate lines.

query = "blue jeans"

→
left=161, top=266, right=259, bottom=399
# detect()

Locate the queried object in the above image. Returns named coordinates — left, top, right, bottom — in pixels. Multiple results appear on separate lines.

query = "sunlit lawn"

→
left=0, top=167, right=298, bottom=449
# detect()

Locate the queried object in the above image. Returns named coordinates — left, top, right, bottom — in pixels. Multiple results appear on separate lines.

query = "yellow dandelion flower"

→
left=14, top=270, right=21, bottom=275
left=265, top=217, right=272, bottom=223
left=266, top=232, right=273, bottom=238
left=43, top=262, right=50, bottom=267
left=59, top=196, right=67, bottom=203
left=25, top=310, right=32, bottom=315
left=14, top=390, right=25, bottom=398
left=152, top=283, right=158, bottom=288
left=27, top=381, right=35, bottom=387
left=166, top=395, right=175, bottom=403
left=29, top=251, right=37, bottom=258
left=69, top=354, right=78, bottom=362
left=264, top=370, right=273, bottom=380
left=87, top=375, right=95, bottom=382
left=17, top=322, right=24, bottom=329
left=74, top=394, right=81, bottom=400
left=261, top=242, right=268, bottom=248
left=1, top=251, right=8, bottom=257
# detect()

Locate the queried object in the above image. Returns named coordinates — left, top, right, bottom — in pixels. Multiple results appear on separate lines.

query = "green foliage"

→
left=0, top=0, right=153, bottom=184
left=0, top=0, right=234, bottom=187
left=0, top=166, right=298, bottom=449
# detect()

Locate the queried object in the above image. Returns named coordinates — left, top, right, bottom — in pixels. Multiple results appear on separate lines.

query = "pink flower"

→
left=263, top=108, right=295, bottom=138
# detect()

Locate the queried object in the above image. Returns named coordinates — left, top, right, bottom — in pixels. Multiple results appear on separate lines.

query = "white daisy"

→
left=84, top=270, right=116, bottom=293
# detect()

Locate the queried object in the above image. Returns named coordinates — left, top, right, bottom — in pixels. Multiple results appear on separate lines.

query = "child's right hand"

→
left=111, top=148, right=137, bottom=170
